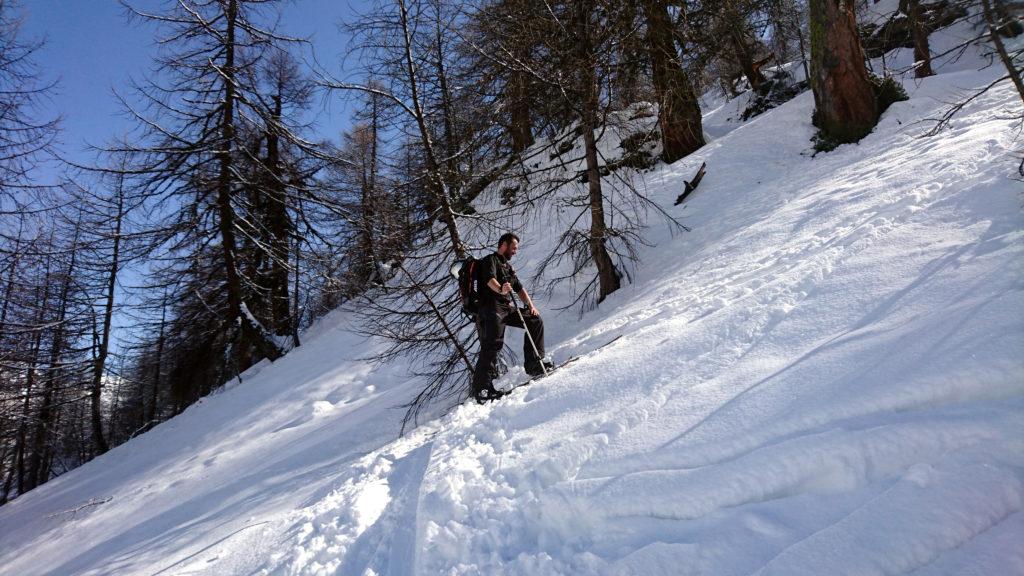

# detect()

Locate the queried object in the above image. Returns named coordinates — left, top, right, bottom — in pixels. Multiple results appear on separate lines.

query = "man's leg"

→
left=471, top=309, right=506, bottom=394
left=507, top=308, right=545, bottom=370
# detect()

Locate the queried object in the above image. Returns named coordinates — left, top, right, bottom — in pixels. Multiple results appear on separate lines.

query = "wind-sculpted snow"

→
left=1, top=23, right=1022, bottom=576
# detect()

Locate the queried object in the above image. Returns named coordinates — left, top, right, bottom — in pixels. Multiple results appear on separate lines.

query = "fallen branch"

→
left=674, top=162, right=707, bottom=206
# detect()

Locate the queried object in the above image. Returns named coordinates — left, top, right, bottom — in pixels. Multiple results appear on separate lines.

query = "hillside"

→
left=1, top=20, right=1022, bottom=576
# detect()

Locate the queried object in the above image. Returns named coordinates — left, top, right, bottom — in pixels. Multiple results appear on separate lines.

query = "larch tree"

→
left=901, top=0, right=934, bottom=78
left=640, top=0, right=705, bottom=163
left=0, top=0, right=58, bottom=216
left=808, top=0, right=879, bottom=144
left=573, top=0, right=622, bottom=302
left=109, top=0, right=325, bottom=376
left=324, top=0, right=481, bottom=426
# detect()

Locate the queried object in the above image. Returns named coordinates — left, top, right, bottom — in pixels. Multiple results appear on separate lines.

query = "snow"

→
left=1, top=24, right=1022, bottom=576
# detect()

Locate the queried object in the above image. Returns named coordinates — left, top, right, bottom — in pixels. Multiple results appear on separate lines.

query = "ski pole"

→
left=510, top=292, right=548, bottom=376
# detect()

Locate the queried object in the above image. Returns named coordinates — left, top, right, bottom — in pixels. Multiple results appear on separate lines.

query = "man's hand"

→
left=528, top=305, right=539, bottom=317
left=501, top=282, right=512, bottom=295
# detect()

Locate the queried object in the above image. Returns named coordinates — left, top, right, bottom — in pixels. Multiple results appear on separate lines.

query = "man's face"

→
left=501, top=239, right=519, bottom=259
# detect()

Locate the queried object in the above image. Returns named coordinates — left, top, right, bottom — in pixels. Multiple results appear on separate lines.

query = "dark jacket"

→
left=475, top=252, right=523, bottom=309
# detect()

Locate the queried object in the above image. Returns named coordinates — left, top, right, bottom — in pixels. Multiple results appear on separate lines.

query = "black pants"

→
left=472, top=304, right=545, bottom=392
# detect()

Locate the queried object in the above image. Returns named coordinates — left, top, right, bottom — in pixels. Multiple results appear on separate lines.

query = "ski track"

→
left=1, top=22, right=1022, bottom=576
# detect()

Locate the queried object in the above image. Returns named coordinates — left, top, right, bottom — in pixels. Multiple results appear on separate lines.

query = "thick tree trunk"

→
left=576, top=0, right=620, bottom=303
left=582, top=124, right=621, bottom=303
left=723, top=0, right=766, bottom=92
left=809, top=0, right=878, bottom=143
left=642, top=0, right=705, bottom=163
left=902, top=0, right=934, bottom=77
left=730, top=29, right=766, bottom=93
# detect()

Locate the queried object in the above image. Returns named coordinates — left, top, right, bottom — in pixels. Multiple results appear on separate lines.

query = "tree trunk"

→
left=768, top=0, right=792, bottom=62
left=901, top=0, right=933, bottom=78
left=796, top=16, right=810, bottom=83
left=397, top=0, right=467, bottom=259
left=642, top=0, right=705, bottom=163
left=356, top=93, right=380, bottom=288
left=27, top=235, right=77, bottom=490
left=265, top=89, right=293, bottom=336
left=11, top=260, right=51, bottom=499
left=576, top=0, right=620, bottom=303
left=723, top=0, right=767, bottom=92
left=982, top=0, right=1024, bottom=104
left=90, top=186, right=124, bottom=456
left=217, top=0, right=282, bottom=362
left=730, top=29, right=766, bottom=93
left=507, top=68, right=534, bottom=153
left=291, top=236, right=301, bottom=347
left=146, top=300, right=167, bottom=431
left=433, top=8, right=460, bottom=191
left=0, top=216, right=23, bottom=332
left=0, top=223, right=20, bottom=502
left=809, top=0, right=879, bottom=143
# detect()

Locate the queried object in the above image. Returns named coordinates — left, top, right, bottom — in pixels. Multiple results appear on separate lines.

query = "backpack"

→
left=453, top=257, right=480, bottom=320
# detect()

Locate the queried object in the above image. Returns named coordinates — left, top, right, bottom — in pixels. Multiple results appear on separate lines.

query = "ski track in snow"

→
left=1, top=19, right=1022, bottom=576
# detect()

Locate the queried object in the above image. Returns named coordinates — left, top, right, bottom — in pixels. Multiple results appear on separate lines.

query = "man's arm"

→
left=517, top=287, right=539, bottom=316
left=485, top=278, right=533, bottom=314
left=482, top=255, right=511, bottom=295
left=487, top=278, right=512, bottom=294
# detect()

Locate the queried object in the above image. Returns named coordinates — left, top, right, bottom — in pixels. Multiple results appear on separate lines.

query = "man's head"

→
left=497, top=232, right=520, bottom=259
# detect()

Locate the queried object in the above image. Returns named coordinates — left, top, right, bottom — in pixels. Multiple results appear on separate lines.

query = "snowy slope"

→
left=2, top=26, right=1023, bottom=576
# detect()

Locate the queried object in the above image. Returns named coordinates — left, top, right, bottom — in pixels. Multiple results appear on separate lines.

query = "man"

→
left=471, top=232, right=553, bottom=402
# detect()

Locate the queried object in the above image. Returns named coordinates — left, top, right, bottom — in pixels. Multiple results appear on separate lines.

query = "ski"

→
left=500, top=334, right=623, bottom=394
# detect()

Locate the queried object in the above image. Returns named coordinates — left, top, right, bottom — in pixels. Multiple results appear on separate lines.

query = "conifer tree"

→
left=808, top=0, right=879, bottom=144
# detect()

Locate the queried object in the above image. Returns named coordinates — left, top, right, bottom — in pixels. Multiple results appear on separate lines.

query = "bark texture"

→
left=809, top=0, right=879, bottom=143
left=642, top=0, right=705, bottom=163
left=901, top=0, right=934, bottom=78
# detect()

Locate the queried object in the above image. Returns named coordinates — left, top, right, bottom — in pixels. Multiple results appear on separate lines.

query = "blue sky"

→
left=17, top=0, right=368, bottom=343
left=21, top=0, right=364, bottom=178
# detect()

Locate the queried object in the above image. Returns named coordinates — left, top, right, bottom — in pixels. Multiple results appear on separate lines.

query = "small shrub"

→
left=741, top=72, right=809, bottom=120
left=549, top=138, right=575, bottom=160
left=870, top=73, right=909, bottom=116
left=619, top=131, right=658, bottom=156
left=499, top=185, right=519, bottom=206
left=811, top=130, right=843, bottom=154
